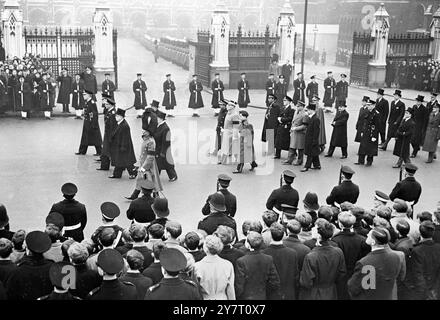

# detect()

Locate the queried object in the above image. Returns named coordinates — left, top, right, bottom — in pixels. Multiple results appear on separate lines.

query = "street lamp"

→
left=301, top=0, right=308, bottom=75
left=313, top=24, right=318, bottom=52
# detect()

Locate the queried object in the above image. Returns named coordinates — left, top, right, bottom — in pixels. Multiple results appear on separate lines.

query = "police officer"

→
left=202, top=174, right=237, bottom=217
left=355, top=99, right=381, bottom=167
left=144, top=248, right=202, bottom=300
left=38, top=262, right=82, bottom=300
left=126, top=179, right=156, bottom=225
left=49, top=183, right=87, bottom=242
left=88, top=249, right=137, bottom=300
left=91, top=202, right=124, bottom=252
left=266, top=170, right=300, bottom=215
left=389, top=163, right=422, bottom=207
left=326, top=166, right=360, bottom=207
left=97, top=95, right=117, bottom=171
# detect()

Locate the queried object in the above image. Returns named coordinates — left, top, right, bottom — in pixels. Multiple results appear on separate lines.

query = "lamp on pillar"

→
left=430, top=7, right=440, bottom=61
left=368, top=2, right=390, bottom=88
left=1, top=0, right=25, bottom=59
left=209, top=0, right=230, bottom=88
left=277, top=0, right=295, bottom=68
left=93, top=0, right=115, bottom=86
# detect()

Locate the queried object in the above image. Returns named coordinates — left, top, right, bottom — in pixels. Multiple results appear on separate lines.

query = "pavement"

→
left=0, top=37, right=439, bottom=239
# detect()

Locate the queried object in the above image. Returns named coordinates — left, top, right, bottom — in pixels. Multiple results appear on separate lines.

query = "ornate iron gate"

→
left=194, top=30, right=212, bottom=87
left=349, top=32, right=371, bottom=86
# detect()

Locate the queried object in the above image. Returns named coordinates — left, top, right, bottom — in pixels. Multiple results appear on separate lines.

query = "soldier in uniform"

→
left=202, top=174, right=237, bottom=217
left=281, top=60, right=293, bottom=89
left=323, top=71, right=336, bottom=112
left=39, top=72, right=55, bottom=120
left=409, top=95, right=429, bottom=158
left=262, top=94, right=281, bottom=155
left=335, top=73, right=349, bottom=107
left=91, top=202, right=124, bottom=252
left=145, top=248, right=202, bottom=300
left=427, top=92, right=438, bottom=114
left=376, top=89, right=389, bottom=145
left=392, top=109, right=415, bottom=168
left=49, top=183, right=87, bottom=242
left=126, top=180, right=157, bottom=225
left=293, top=72, right=306, bottom=105
left=326, top=166, right=360, bottom=207
left=154, top=111, right=178, bottom=182
left=306, top=75, right=319, bottom=104
left=82, top=66, right=98, bottom=101
left=265, top=73, right=276, bottom=106
left=198, top=193, right=237, bottom=236
left=266, top=170, right=299, bottom=215
left=389, top=163, right=422, bottom=207
left=213, top=100, right=227, bottom=155
left=162, top=74, right=176, bottom=117
left=211, top=73, right=224, bottom=116
left=71, top=73, right=85, bottom=119
left=188, top=74, right=204, bottom=117
left=142, top=100, right=159, bottom=136
left=133, top=73, right=148, bottom=119
left=75, top=90, right=102, bottom=156
left=237, top=72, right=250, bottom=109
left=275, top=96, right=295, bottom=159
left=325, top=104, right=349, bottom=159
left=97, top=95, right=117, bottom=171
left=380, top=90, right=406, bottom=151
left=88, top=249, right=137, bottom=300
left=233, top=110, right=258, bottom=173
left=355, top=100, right=380, bottom=166
left=57, top=67, right=72, bottom=113
left=38, top=262, right=81, bottom=300
left=102, top=73, right=116, bottom=102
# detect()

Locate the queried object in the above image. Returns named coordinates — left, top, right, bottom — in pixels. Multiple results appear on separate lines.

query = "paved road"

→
left=0, top=38, right=438, bottom=239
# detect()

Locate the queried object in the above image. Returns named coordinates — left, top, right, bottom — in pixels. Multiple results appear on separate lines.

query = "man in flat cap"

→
left=133, top=73, right=148, bottom=119
left=76, top=90, right=102, bottom=156
left=389, top=163, right=422, bottom=208
left=380, top=89, right=405, bottom=151
left=237, top=72, right=250, bottom=109
left=88, top=249, right=137, bottom=300
left=145, top=248, right=201, bottom=300
left=335, top=73, right=349, bottom=108
left=293, top=72, right=306, bottom=105
left=323, top=71, right=336, bottom=113
left=50, top=183, right=87, bottom=242
left=154, top=110, right=178, bottom=182
left=306, top=75, right=319, bottom=104
left=188, top=74, right=204, bottom=117
left=38, top=261, right=81, bottom=300
left=162, top=74, right=176, bottom=117
left=266, top=170, right=299, bottom=215
left=6, top=231, right=54, bottom=300
left=198, top=193, right=237, bottom=236
left=202, top=174, right=237, bottom=217
left=211, top=73, right=224, bottom=116
left=326, top=166, right=359, bottom=207
left=102, top=73, right=116, bottom=102
left=355, top=99, right=380, bottom=167
left=97, top=95, right=118, bottom=171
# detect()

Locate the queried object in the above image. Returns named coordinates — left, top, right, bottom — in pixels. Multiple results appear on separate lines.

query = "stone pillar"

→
left=1, top=0, right=25, bottom=59
left=368, top=3, right=390, bottom=88
left=209, top=0, right=230, bottom=88
left=430, top=7, right=440, bottom=61
left=93, top=1, right=115, bottom=86
left=277, top=0, right=295, bottom=66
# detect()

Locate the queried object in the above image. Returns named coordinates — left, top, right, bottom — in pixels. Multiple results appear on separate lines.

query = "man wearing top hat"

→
left=335, top=73, right=349, bottom=108
left=306, top=75, right=319, bottom=104
left=37, top=261, right=82, bottom=300
left=293, top=72, right=306, bottom=105
left=49, top=183, right=87, bottom=242
left=109, top=108, right=137, bottom=179
left=392, top=108, right=415, bottom=168
left=56, top=67, right=72, bottom=113
left=188, top=74, right=204, bottom=117
left=355, top=99, right=380, bottom=167
left=162, top=74, right=176, bottom=117
left=154, top=110, right=178, bottom=182
left=262, top=94, right=281, bottom=152
left=133, top=73, right=148, bottom=119
left=97, top=95, right=117, bottom=171
left=380, top=90, right=406, bottom=151
left=301, top=103, right=321, bottom=172
left=275, top=96, right=295, bottom=159
left=102, top=73, right=116, bottom=102
left=202, top=174, right=237, bottom=217
left=323, top=71, right=336, bottom=112
left=82, top=66, right=98, bottom=101
left=142, top=100, right=159, bottom=136
left=389, top=163, right=422, bottom=207
left=266, top=170, right=299, bottom=215
left=76, top=90, right=102, bottom=156
left=355, top=96, right=370, bottom=144
left=211, top=73, right=224, bottom=116
left=144, top=248, right=202, bottom=300
left=326, top=166, right=359, bottom=207
left=376, top=88, right=389, bottom=145
left=265, top=73, right=276, bottom=106
left=409, top=95, right=429, bottom=158
left=238, top=72, right=250, bottom=109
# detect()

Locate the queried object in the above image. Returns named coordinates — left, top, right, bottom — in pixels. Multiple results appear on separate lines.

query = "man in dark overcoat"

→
left=71, top=73, right=85, bottom=119
left=355, top=100, right=380, bottom=166
left=16, top=75, right=32, bottom=120
left=355, top=96, right=369, bottom=143
left=275, top=96, right=295, bottom=159
left=392, top=109, right=415, bottom=168
left=237, top=72, right=250, bottom=109
left=275, top=76, right=288, bottom=106
left=335, top=73, right=349, bottom=107
left=82, top=66, right=98, bottom=101
left=306, top=75, right=319, bottom=104
left=57, top=67, right=72, bottom=113
left=389, top=164, right=422, bottom=206
left=262, top=94, right=281, bottom=155
left=409, top=95, right=429, bottom=158
left=292, top=72, right=306, bottom=105
left=102, top=73, right=116, bottom=102
left=323, top=71, right=336, bottom=112
left=325, top=104, right=349, bottom=159
left=266, top=170, right=299, bottom=214
left=153, top=111, right=177, bottom=182
left=97, top=96, right=117, bottom=171
left=211, top=73, right=224, bottom=116
left=76, top=90, right=102, bottom=156
left=326, top=166, right=360, bottom=206
left=265, top=74, right=276, bottom=106
left=301, top=104, right=321, bottom=172
left=188, top=74, right=204, bottom=117
left=376, top=89, right=389, bottom=144
left=133, top=73, right=148, bottom=118
left=162, top=74, right=176, bottom=117
left=380, top=90, right=405, bottom=151
left=39, top=73, right=55, bottom=119
left=109, top=109, right=137, bottom=179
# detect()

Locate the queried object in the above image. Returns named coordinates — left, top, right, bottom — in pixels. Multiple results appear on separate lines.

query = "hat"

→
left=268, top=93, right=277, bottom=100
left=341, top=165, right=355, bottom=176
left=214, top=73, right=220, bottom=76
left=49, top=262, right=75, bottom=289
left=192, top=74, right=198, bottom=77
left=241, top=72, right=246, bottom=76
left=310, top=75, right=316, bottom=79
left=279, top=75, right=285, bottom=79
left=311, top=95, right=320, bottom=101
left=166, top=74, right=171, bottom=77
left=61, top=183, right=77, bottom=196
left=100, top=202, right=120, bottom=220
left=26, top=231, right=52, bottom=254
left=152, top=198, right=169, bottom=218
left=139, top=179, right=155, bottom=190
left=97, top=249, right=124, bottom=274
left=269, top=73, right=274, bottom=76
left=46, top=212, right=65, bottom=230
left=394, top=90, right=402, bottom=97
left=404, top=163, right=418, bottom=174
left=218, top=174, right=232, bottom=184
left=61, top=67, right=68, bottom=72
left=416, top=95, right=424, bottom=102
left=303, top=192, right=319, bottom=211
left=375, top=190, right=390, bottom=203
left=219, top=99, right=227, bottom=106
left=377, top=89, right=385, bottom=95
left=137, top=73, right=142, bottom=76
left=0, top=204, right=9, bottom=229
left=362, top=96, right=370, bottom=102
left=296, top=72, right=303, bottom=76
left=284, top=96, right=293, bottom=102
left=115, top=108, right=126, bottom=117
left=239, top=110, right=249, bottom=118
left=150, top=100, right=160, bottom=108
left=307, top=104, right=316, bottom=111
left=104, top=73, right=110, bottom=76
left=283, top=170, right=296, bottom=180
left=431, top=92, right=438, bottom=97
left=101, top=93, right=111, bottom=99
left=159, top=248, right=186, bottom=272
left=105, top=98, right=115, bottom=106
left=209, top=193, right=226, bottom=212
left=84, top=89, right=94, bottom=95
left=327, top=71, right=333, bottom=74
left=367, top=99, right=376, bottom=105
left=341, top=73, right=347, bottom=78
left=156, top=111, right=166, bottom=120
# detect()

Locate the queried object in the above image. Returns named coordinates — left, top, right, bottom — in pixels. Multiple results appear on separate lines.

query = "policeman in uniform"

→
left=49, top=183, right=87, bottom=242
left=97, top=95, right=117, bottom=171
left=266, top=170, right=300, bottom=216
left=202, top=174, right=237, bottom=217
left=76, top=90, right=103, bottom=156
left=144, top=248, right=202, bottom=300
left=389, top=163, right=422, bottom=208
left=355, top=99, right=380, bottom=166
left=88, top=249, right=137, bottom=300
left=91, top=202, right=124, bottom=252
left=326, top=166, right=360, bottom=207
left=38, top=262, right=82, bottom=300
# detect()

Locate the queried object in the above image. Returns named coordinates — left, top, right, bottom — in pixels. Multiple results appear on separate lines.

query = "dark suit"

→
left=100, top=106, right=118, bottom=170
left=293, top=79, right=306, bottom=104
left=235, top=251, right=281, bottom=300
left=126, top=195, right=155, bottom=224
left=110, top=119, right=137, bottom=178
left=355, top=106, right=368, bottom=143
left=265, top=79, right=276, bottom=105
left=376, top=97, right=389, bottom=143
left=262, top=102, right=281, bottom=143
left=197, top=212, right=237, bottom=236
left=263, top=244, right=299, bottom=300
left=283, top=235, right=311, bottom=270
left=219, top=245, right=245, bottom=268
left=266, top=185, right=299, bottom=212
left=144, top=277, right=202, bottom=300
left=304, top=113, right=321, bottom=169
left=78, top=99, right=102, bottom=154
left=202, top=189, right=237, bottom=217
left=409, top=104, right=430, bottom=156
left=384, top=99, right=406, bottom=149
left=326, top=180, right=360, bottom=206
left=211, top=80, right=224, bottom=108
left=142, top=108, right=158, bottom=136
left=120, top=273, right=153, bottom=300
left=328, top=109, right=349, bottom=156
left=142, top=262, right=163, bottom=285
left=153, top=122, right=177, bottom=180
left=389, top=177, right=422, bottom=205
left=88, top=279, right=137, bottom=300
left=358, top=109, right=380, bottom=164
left=50, top=199, right=87, bottom=242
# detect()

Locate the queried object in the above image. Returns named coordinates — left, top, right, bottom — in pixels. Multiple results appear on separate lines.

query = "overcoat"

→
left=211, top=80, right=224, bottom=108
left=80, top=99, right=103, bottom=147
left=110, top=119, right=137, bottom=168
left=323, top=77, right=336, bottom=106
left=56, top=75, right=72, bottom=104
left=238, top=122, right=256, bottom=164
left=265, top=80, right=276, bottom=105
left=387, top=100, right=406, bottom=138
left=39, top=80, right=55, bottom=111
left=275, top=81, right=288, bottom=103
left=82, top=73, right=98, bottom=94
left=330, top=109, right=349, bottom=147
left=237, top=80, right=250, bottom=107
left=393, top=118, right=415, bottom=159
left=153, top=122, right=175, bottom=169
left=376, top=97, right=389, bottom=132
left=423, top=111, right=440, bottom=152
left=355, top=106, right=368, bottom=143
left=133, top=80, right=148, bottom=109
left=162, top=80, right=176, bottom=109
left=71, top=79, right=85, bottom=110
left=316, top=107, right=327, bottom=145
left=290, top=109, right=309, bottom=149
left=409, top=104, right=429, bottom=147
left=262, top=102, right=281, bottom=142
left=188, top=80, right=204, bottom=109
left=293, top=79, right=306, bottom=104
left=304, top=114, right=320, bottom=157
left=102, top=106, right=117, bottom=157
left=306, top=81, right=319, bottom=101
left=102, top=80, right=116, bottom=101
left=15, top=81, right=32, bottom=111
left=358, top=109, right=380, bottom=156
left=275, top=105, right=295, bottom=151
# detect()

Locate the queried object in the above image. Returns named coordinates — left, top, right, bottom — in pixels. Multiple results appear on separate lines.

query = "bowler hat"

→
left=104, top=73, right=110, bottom=76
left=303, top=192, right=319, bottom=211
left=100, top=202, right=120, bottom=220
left=159, top=248, right=186, bottom=272
left=377, top=89, right=385, bottom=95
left=0, top=204, right=9, bottom=228
left=61, top=183, right=77, bottom=196
left=97, top=249, right=124, bottom=274
left=166, top=74, right=171, bottom=77
left=279, top=75, right=285, bottom=79
left=209, top=193, right=227, bottom=212
left=152, top=198, right=170, bottom=218
left=115, top=108, right=126, bottom=117
left=46, top=212, right=65, bottom=230
left=26, top=231, right=52, bottom=254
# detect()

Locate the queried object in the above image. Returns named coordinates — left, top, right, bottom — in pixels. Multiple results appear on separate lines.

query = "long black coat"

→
left=335, top=80, right=348, bottom=106
left=110, top=119, right=137, bottom=168
left=142, top=108, right=158, bottom=136
left=323, top=77, right=336, bottom=106
left=102, top=80, right=116, bottom=101
left=188, top=80, right=204, bottom=109
left=358, top=109, right=380, bottom=156
left=304, top=114, right=320, bottom=156
left=355, top=106, right=368, bottom=142
left=163, top=80, right=176, bottom=109
left=376, top=97, right=389, bottom=130
left=15, top=81, right=32, bottom=111
left=57, top=75, right=72, bottom=104
left=133, top=80, right=148, bottom=109
left=82, top=73, right=98, bottom=94
left=71, top=79, right=85, bottom=110
left=409, top=104, right=429, bottom=147
left=237, top=80, right=250, bottom=107
left=102, top=107, right=118, bottom=158
left=393, top=118, right=415, bottom=159
left=275, top=105, right=295, bottom=150
left=326, top=180, right=360, bottom=206
left=50, top=199, right=87, bottom=242
left=306, top=81, right=319, bottom=101
left=153, top=122, right=174, bottom=167
left=275, top=81, right=288, bottom=104
left=211, top=80, right=224, bottom=108
left=389, top=177, right=422, bottom=205
left=293, top=79, right=306, bottom=104
left=265, top=80, right=276, bottom=105
left=330, top=110, right=349, bottom=147
left=39, top=80, right=55, bottom=111
left=126, top=195, right=155, bottom=224
left=387, top=100, right=406, bottom=138
left=266, top=185, right=299, bottom=212
left=262, top=103, right=281, bottom=142
left=80, top=99, right=103, bottom=147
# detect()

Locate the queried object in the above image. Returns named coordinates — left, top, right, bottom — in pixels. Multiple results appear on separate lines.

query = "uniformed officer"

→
left=197, top=193, right=237, bottom=236
left=97, top=95, right=117, bottom=171
left=126, top=179, right=156, bottom=225
left=49, top=183, right=87, bottom=242
left=266, top=170, right=300, bottom=215
left=91, top=202, right=124, bottom=252
left=326, top=166, right=360, bottom=207
left=88, top=249, right=137, bottom=300
left=355, top=99, right=380, bottom=166
left=144, top=248, right=202, bottom=300
left=38, top=262, right=81, bottom=300
left=389, top=163, right=422, bottom=207
left=202, top=174, right=237, bottom=217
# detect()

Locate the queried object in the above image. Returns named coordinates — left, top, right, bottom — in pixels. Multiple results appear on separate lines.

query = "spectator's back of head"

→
left=99, top=228, right=116, bottom=247
left=152, top=241, right=167, bottom=260
left=318, top=206, right=333, bottom=222
left=165, top=221, right=182, bottom=240
left=317, top=220, right=334, bottom=241
left=184, top=232, right=200, bottom=251
left=370, top=227, right=390, bottom=245
left=262, top=211, right=278, bottom=228
left=247, top=231, right=263, bottom=250
left=396, top=220, right=410, bottom=237
left=420, top=221, right=435, bottom=239
left=61, top=239, right=76, bottom=260
left=270, top=222, right=285, bottom=242
left=241, top=220, right=263, bottom=236
left=295, top=212, right=313, bottom=231
left=373, top=216, right=390, bottom=228
left=214, top=225, right=235, bottom=246
left=204, top=235, right=224, bottom=255
left=68, top=242, right=89, bottom=265
left=377, top=205, right=392, bottom=221
left=129, top=223, right=147, bottom=242
left=0, top=238, right=13, bottom=258
left=340, top=202, right=354, bottom=212
left=338, top=211, right=356, bottom=229
left=393, top=199, right=408, bottom=215
left=418, top=211, right=433, bottom=223
left=126, top=249, right=144, bottom=271
left=12, top=230, right=26, bottom=250
left=148, top=224, right=164, bottom=240
left=286, top=220, right=302, bottom=235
